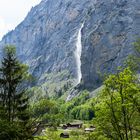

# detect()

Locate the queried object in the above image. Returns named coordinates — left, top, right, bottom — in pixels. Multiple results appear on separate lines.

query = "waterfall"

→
left=75, top=23, right=84, bottom=84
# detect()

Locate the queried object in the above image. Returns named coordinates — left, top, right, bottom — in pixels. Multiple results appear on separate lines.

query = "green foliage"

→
left=31, top=98, right=65, bottom=126
left=70, top=105, right=94, bottom=120
left=125, top=39, right=140, bottom=71
left=38, top=129, right=61, bottom=140
left=93, top=68, right=140, bottom=139
left=35, top=128, right=91, bottom=140
left=0, top=45, right=33, bottom=140
left=31, top=90, right=94, bottom=129
left=32, top=99, right=56, bottom=117
left=60, top=91, right=95, bottom=121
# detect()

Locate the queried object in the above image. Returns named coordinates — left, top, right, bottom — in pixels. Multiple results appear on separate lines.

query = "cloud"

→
left=0, top=17, right=14, bottom=40
left=0, top=0, right=42, bottom=40
left=0, top=18, right=5, bottom=31
left=0, top=17, right=7, bottom=39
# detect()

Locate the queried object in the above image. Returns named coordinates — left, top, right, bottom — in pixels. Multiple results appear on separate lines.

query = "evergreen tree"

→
left=0, top=45, right=33, bottom=140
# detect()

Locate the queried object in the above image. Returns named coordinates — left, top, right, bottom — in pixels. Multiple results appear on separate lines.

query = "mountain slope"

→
left=0, top=0, right=140, bottom=96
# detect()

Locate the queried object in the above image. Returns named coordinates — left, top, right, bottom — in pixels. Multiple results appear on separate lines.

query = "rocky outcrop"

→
left=0, top=0, right=140, bottom=93
left=81, top=0, right=140, bottom=89
left=0, top=0, right=94, bottom=87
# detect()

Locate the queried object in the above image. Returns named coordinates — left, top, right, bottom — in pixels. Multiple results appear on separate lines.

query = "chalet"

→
left=66, top=123, right=82, bottom=128
left=90, top=125, right=95, bottom=128
left=85, top=127, right=95, bottom=132
left=32, top=122, right=43, bottom=136
left=62, top=125, right=67, bottom=129
left=60, top=132, right=69, bottom=138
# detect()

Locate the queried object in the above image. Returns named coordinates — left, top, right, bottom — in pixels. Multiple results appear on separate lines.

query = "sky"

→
left=0, top=0, right=42, bottom=40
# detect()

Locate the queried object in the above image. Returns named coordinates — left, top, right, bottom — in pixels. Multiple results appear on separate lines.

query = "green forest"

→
left=0, top=40, right=140, bottom=140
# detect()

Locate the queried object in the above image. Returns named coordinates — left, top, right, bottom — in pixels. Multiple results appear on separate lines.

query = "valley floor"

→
left=35, top=121, right=94, bottom=140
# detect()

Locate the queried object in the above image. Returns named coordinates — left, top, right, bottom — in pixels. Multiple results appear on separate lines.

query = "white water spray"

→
left=75, top=23, right=84, bottom=84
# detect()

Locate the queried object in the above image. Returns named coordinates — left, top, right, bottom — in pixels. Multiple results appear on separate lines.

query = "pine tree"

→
left=0, top=45, right=33, bottom=140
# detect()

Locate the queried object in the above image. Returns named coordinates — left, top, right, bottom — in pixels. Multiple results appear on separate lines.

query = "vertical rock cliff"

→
left=0, top=0, right=140, bottom=97
left=81, top=0, right=140, bottom=89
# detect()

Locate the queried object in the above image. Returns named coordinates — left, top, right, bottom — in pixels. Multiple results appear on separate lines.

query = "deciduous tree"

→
left=93, top=68, right=140, bottom=140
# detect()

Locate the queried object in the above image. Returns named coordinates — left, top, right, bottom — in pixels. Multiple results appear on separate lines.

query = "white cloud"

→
left=0, top=18, right=5, bottom=31
left=0, top=17, right=13, bottom=39
left=0, top=0, right=42, bottom=40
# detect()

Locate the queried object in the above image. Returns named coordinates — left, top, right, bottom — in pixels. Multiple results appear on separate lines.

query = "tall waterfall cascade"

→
left=75, top=23, right=84, bottom=84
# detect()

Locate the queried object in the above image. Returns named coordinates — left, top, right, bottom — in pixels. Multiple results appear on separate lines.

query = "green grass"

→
left=34, top=127, right=91, bottom=140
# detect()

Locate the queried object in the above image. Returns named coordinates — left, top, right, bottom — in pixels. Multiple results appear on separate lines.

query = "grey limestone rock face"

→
left=0, top=0, right=94, bottom=87
left=0, top=0, right=140, bottom=92
left=81, top=0, right=140, bottom=89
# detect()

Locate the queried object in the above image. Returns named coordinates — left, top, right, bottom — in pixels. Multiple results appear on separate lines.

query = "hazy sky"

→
left=0, top=0, right=42, bottom=40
